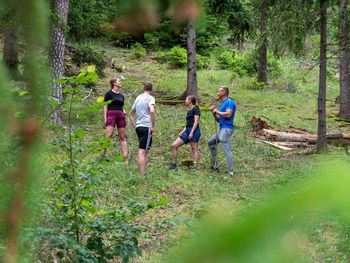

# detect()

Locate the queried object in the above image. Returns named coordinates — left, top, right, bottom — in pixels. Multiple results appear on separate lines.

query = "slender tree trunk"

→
left=317, top=0, right=328, bottom=151
left=339, top=0, right=350, bottom=119
left=179, top=21, right=198, bottom=99
left=257, top=4, right=268, bottom=84
left=3, top=23, right=20, bottom=80
left=50, top=0, right=68, bottom=124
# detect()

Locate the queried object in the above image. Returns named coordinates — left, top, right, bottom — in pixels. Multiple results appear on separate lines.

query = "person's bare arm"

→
left=129, top=108, right=136, bottom=128
left=210, top=106, right=220, bottom=121
left=214, top=109, right=233, bottom=119
left=149, top=104, right=156, bottom=134
left=104, top=106, right=107, bottom=123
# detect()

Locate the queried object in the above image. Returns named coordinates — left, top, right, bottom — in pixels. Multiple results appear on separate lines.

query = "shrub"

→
left=197, top=54, right=211, bottom=69
left=231, top=66, right=247, bottom=79
left=130, top=43, right=147, bottom=60
left=285, top=78, right=298, bottom=93
left=217, top=50, right=235, bottom=69
left=157, top=46, right=187, bottom=68
left=238, top=77, right=267, bottom=90
left=217, top=49, right=258, bottom=75
left=166, top=46, right=187, bottom=68
left=157, top=46, right=210, bottom=69
left=144, top=32, right=160, bottom=49
left=72, top=44, right=106, bottom=77
left=217, top=49, right=282, bottom=79
left=237, top=51, right=259, bottom=76
left=266, top=52, right=282, bottom=78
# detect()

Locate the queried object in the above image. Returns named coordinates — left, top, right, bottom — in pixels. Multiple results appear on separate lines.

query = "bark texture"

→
left=50, top=0, right=68, bottom=124
left=180, top=21, right=198, bottom=99
left=3, top=24, right=20, bottom=80
left=339, top=0, right=350, bottom=119
left=317, top=0, right=328, bottom=151
left=257, top=4, right=268, bottom=84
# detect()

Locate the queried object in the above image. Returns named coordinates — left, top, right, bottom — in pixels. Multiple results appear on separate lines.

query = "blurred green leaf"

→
left=73, top=129, right=87, bottom=138
left=19, top=90, right=29, bottom=97
left=87, top=65, right=96, bottom=73
left=168, top=161, right=350, bottom=263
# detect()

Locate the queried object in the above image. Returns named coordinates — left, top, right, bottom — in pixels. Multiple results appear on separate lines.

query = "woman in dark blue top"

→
left=170, top=95, right=201, bottom=169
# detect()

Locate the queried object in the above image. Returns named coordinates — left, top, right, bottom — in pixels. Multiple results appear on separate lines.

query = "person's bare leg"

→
left=101, top=126, right=114, bottom=157
left=138, top=149, right=148, bottom=176
left=171, top=138, right=185, bottom=163
left=190, top=142, right=200, bottom=168
left=118, top=127, right=128, bottom=162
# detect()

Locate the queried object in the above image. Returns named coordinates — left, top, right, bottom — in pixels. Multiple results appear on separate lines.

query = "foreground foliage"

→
left=34, top=69, right=167, bottom=262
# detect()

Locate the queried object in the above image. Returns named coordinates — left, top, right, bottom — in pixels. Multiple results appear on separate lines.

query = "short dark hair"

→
left=187, top=95, right=197, bottom=105
left=144, top=82, right=153, bottom=91
left=220, top=86, right=229, bottom=96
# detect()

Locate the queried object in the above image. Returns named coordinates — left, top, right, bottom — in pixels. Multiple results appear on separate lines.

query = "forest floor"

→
left=59, top=42, right=350, bottom=262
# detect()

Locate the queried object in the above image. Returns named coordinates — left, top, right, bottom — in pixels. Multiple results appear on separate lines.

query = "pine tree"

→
left=2, top=6, right=20, bottom=80
left=180, top=21, right=198, bottom=99
left=257, top=3, right=268, bottom=84
left=339, top=0, right=350, bottom=119
left=50, top=0, right=68, bottom=124
left=317, top=0, right=328, bottom=151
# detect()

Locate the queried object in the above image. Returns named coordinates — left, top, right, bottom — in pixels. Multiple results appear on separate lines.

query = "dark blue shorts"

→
left=180, top=127, right=201, bottom=144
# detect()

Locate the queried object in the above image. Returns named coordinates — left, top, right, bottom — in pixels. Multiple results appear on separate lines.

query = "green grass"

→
left=53, top=44, right=350, bottom=262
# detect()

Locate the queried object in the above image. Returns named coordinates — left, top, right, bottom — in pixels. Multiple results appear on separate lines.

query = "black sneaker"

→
left=169, top=163, right=177, bottom=170
left=210, top=165, right=219, bottom=171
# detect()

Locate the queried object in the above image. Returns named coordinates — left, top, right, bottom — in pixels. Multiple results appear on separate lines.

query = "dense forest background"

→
left=1, top=0, right=350, bottom=262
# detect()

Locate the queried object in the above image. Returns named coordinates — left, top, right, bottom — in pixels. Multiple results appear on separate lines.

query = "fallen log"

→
left=262, top=129, right=350, bottom=144
left=263, top=129, right=317, bottom=143
left=286, top=126, right=314, bottom=136
left=251, top=117, right=350, bottom=150
left=274, top=141, right=309, bottom=148
left=259, top=140, right=293, bottom=151
left=257, top=140, right=310, bottom=151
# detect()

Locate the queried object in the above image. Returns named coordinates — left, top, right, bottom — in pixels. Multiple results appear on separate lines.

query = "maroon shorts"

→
left=105, top=110, right=126, bottom=128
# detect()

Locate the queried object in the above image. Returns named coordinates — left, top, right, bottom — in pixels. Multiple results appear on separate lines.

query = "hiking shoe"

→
left=210, top=165, right=219, bottom=171
left=191, top=163, right=199, bottom=170
left=169, top=163, right=177, bottom=170
left=228, top=170, right=235, bottom=177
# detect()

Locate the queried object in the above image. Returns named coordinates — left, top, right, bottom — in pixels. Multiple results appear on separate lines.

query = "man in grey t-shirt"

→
left=129, top=83, right=156, bottom=176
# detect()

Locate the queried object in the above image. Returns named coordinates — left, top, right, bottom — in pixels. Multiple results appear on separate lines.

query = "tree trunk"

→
left=339, top=0, right=350, bottom=119
left=317, top=0, right=328, bottom=151
left=3, top=24, right=20, bottom=80
left=50, top=0, right=69, bottom=124
left=179, top=21, right=198, bottom=99
left=257, top=4, right=268, bottom=84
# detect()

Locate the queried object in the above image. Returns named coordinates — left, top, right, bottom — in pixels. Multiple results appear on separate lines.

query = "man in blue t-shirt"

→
left=208, top=86, right=236, bottom=176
